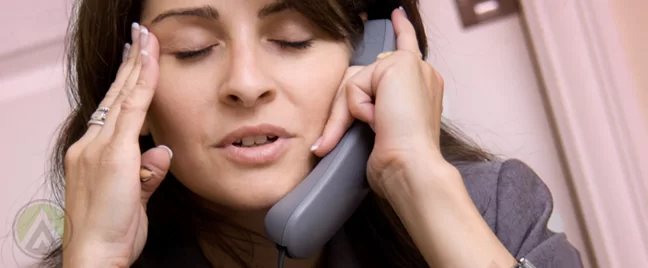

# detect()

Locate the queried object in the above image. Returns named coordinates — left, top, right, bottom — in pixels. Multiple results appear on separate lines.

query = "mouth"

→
left=215, top=124, right=293, bottom=165
left=216, top=124, right=292, bottom=148
left=232, top=135, right=280, bottom=147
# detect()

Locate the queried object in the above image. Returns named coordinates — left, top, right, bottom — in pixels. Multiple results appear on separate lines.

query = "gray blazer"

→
left=148, top=159, right=584, bottom=267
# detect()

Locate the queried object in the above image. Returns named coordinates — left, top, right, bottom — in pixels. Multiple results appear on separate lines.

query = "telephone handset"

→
left=264, top=19, right=397, bottom=260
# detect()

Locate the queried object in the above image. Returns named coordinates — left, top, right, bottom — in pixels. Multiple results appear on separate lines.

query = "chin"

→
left=189, top=159, right=315, bottom=212
left=230, top=176, right=300, bottom=211
left=173, top=143, right=319, bottom=214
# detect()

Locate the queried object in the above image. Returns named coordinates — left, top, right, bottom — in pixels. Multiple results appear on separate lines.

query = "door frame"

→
left=520, top=0, right=648, bottom=267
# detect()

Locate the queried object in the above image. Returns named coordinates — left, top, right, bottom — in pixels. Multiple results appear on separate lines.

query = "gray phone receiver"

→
left=264, top=20, right=397, bottom=259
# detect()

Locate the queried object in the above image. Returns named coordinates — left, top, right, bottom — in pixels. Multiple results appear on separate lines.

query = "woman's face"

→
left=140, top=0, right=352, bottom=210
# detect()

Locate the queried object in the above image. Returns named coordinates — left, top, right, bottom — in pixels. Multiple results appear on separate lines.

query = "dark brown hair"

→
left=43, top=0, right=495, bottom=267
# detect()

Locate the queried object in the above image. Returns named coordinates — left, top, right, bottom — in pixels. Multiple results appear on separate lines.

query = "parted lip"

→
left=215, top=124, right=292, bottom=147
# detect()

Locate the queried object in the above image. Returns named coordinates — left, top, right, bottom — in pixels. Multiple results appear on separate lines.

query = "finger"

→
left=81, top=23, right=144, bottom=141
left=120, top=26, right=150, bottom=99
left=111, top=31, right=161, bottom=143
left=139, top=145, right=173, bottom=207
left=93, top=28, right=151, bottom=142
left=345, top=64, right=378, bottom=127
left=391, top=7, right=421, bottom=57
left=312, top=67, right=364, bottom=157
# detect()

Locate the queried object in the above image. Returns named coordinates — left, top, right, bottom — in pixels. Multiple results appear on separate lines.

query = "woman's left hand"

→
left=312, top=7, right=455, bottom=199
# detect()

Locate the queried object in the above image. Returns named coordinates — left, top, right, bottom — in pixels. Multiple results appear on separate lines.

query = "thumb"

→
left=139, top=145, right=173, bottom=205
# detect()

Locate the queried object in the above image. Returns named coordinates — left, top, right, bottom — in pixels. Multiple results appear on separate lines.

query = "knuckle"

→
left=79, top=144, right=102, bottom=167
left=109, top=81, right=121, bottom=90
left=104, top=89, right=120, bottom=101
left=119, top=95, right=142, bottom=113
left=422, top=62, right=444, bottom=89
left=381, top=62, right=400, bottom=79
left=64, top=144, right=82, bottom=169
left=435, top=69, right=445, bottom=89
left=135, top=79, right=148, bottom=88
left=117, top=89, right=130, bottom=102
left=109, top=80, right=124, bottom=91
left=396, top=50, right=421, bottom=63
left=422, top=61, right=434, bottom=74
left=431, top=67, right=442, bottom=82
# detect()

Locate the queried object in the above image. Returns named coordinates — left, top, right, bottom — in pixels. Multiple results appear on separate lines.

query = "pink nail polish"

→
left=131, top=22, right=140, bottom=43
left=310, top=137, right=322, bottom=151
left=157, top=145, right=173, bottom=159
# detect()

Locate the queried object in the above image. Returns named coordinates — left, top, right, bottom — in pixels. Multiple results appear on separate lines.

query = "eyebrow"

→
left=150, top=1, right=290, bottom=25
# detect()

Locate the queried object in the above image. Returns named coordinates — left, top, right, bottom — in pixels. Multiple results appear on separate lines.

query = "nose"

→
left=219, top=43, right=276, bottom=108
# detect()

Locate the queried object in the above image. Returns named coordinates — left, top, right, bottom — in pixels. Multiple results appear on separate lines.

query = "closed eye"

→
left=175, top=45, right=216, bottom=60
left=272, top=39, right=314, bottom=50
left=174, top=39, right=315, bottom=60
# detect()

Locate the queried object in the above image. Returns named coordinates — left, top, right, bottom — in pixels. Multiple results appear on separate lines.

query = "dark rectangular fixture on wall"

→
left=455, top=0, right=520, bottom=28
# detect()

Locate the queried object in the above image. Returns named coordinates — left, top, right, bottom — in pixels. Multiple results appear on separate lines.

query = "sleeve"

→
left=494, top=159, right=583, bottom=267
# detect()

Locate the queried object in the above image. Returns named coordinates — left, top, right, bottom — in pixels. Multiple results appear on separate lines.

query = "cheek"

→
left=281, top=54, right=350, bottom=125
left=146, top=63, right=217, bottom=147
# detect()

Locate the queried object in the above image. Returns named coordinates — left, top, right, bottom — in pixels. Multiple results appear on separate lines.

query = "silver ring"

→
left=88, top=107, right=110, bottom=126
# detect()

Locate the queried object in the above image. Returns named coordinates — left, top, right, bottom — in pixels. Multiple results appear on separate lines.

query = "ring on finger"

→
left=87, top=107, right=110, bottom=126
left=376, top=51, right=394, bottom=60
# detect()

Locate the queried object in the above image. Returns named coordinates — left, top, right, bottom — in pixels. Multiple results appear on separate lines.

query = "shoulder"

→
left=451, top=158, right=549, bottom=238
left=451, top=159, right=583, bottom=266
left=452, top=159, right=552, bottom=216
left=452, top=158, right=551, bottom=219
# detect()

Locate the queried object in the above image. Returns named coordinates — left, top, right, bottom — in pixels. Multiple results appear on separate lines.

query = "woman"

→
left=43, top=0, right=583, bottom=267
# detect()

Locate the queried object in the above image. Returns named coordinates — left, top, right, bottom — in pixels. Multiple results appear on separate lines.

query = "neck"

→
left=193, top=198, right=323, bottom=268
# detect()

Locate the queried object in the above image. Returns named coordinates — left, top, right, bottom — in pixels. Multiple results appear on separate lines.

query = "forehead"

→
left=141, top=0, right=285, bottom=24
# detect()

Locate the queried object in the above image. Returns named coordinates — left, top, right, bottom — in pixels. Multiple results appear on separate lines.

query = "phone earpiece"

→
left=351, top=20, right=397, bottom=66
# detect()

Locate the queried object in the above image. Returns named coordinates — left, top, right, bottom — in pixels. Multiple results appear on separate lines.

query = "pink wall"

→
left=611, top=0, right=648, bottom=121
left=0, top=1, right=70, bottom=266
left=418, top=1, right=593, bottom=266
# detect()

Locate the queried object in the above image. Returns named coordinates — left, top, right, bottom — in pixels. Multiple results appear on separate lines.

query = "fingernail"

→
left=131, top=22, right=140, bottom=43
left=140, top=167, right=155, bottom=183
left=140, top=50, right=149, bottom=65
left=399, top=6, right=409, bottom=19
left=310, top=137, right=322, bottom=151
left=122, top=43, right=131, bottom=61
left=158, top=145, right=173, bottom=159
left=140, top=26, right=149, bottom=47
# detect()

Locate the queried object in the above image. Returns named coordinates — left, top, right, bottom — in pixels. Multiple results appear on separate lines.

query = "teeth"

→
left=235, top=136, right=276, bottom=147
left=242, top=137, right=256, bottom=146
left=255, top=136, right=268, bottom=144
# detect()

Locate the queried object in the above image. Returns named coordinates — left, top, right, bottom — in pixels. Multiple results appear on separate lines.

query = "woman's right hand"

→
left=61, top=23, right=170, bottom=268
